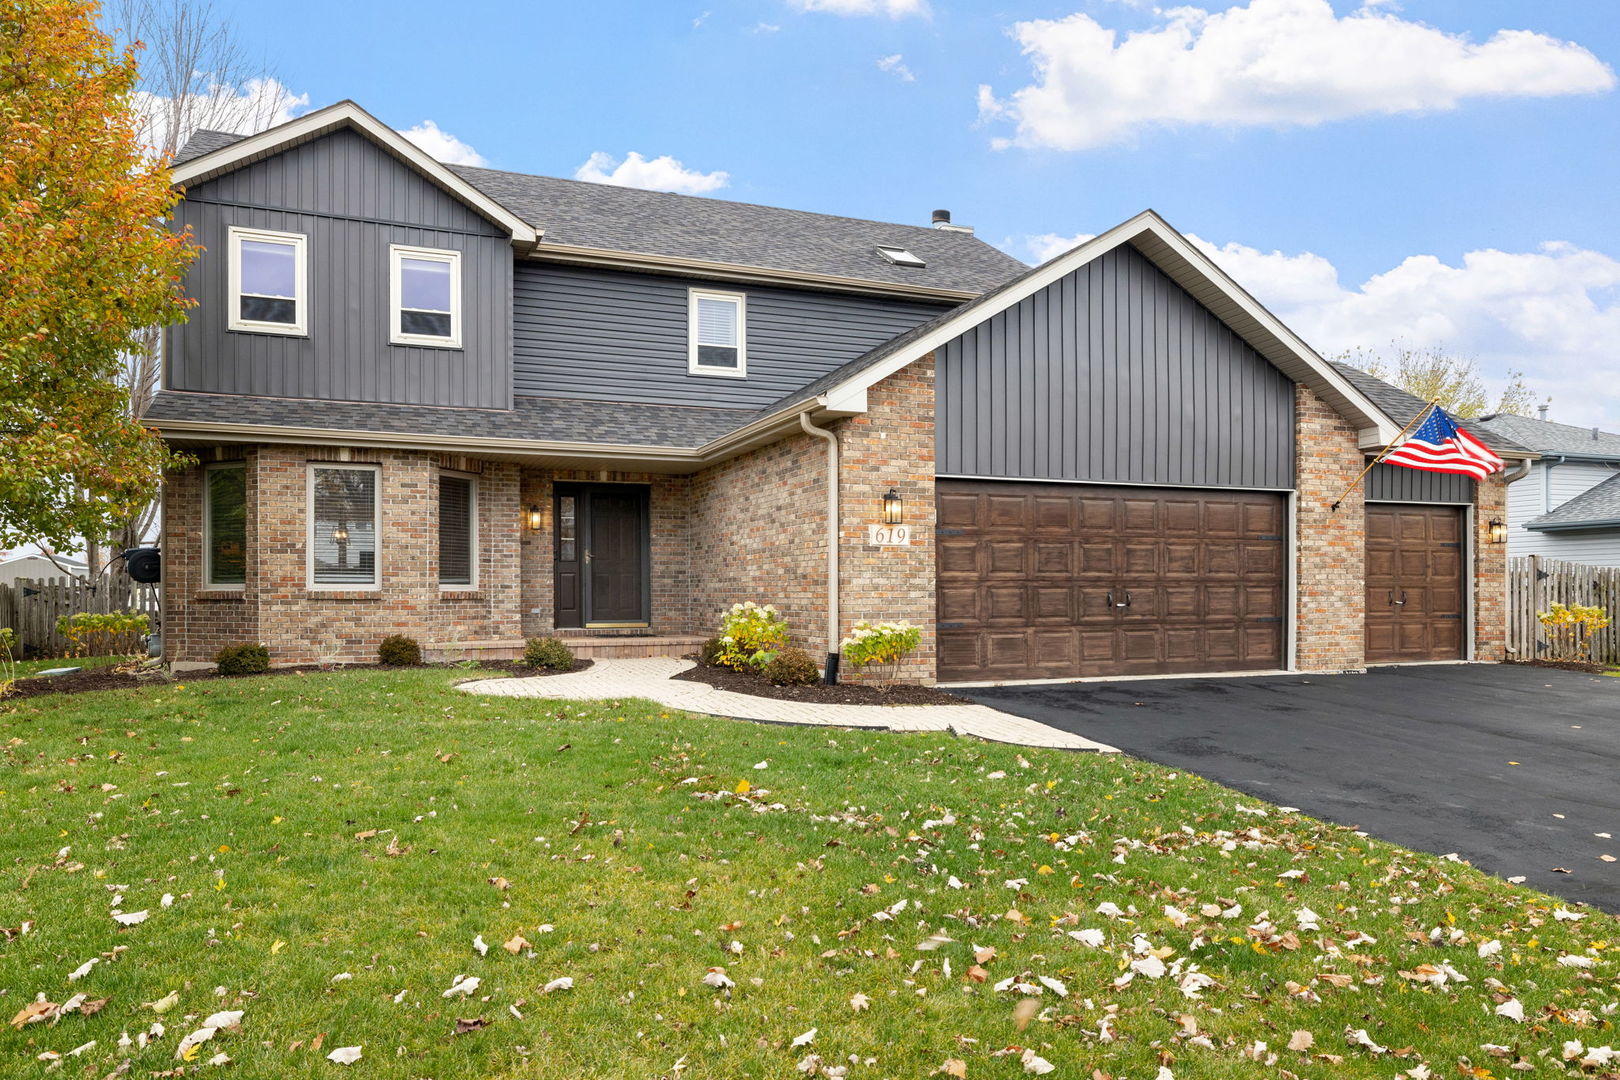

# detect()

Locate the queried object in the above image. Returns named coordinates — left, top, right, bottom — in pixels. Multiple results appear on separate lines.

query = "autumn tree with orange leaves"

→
left=0, top=0, right=197, bottom=557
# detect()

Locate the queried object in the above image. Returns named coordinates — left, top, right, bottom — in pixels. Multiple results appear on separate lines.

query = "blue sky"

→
left=182, top=0, right=1620, bottom=423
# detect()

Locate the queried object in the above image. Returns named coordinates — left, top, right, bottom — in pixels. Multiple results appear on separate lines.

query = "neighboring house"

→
left=0, top=553, right=88, bottom=588
left=145, top=101, right=1534, bottom=682
left=1474, top=411, right=1620, bottom=566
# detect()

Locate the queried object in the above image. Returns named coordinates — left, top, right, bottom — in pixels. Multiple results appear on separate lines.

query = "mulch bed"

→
left=1506, top=658, right=1610, bottom=675
left=4, top=658, right=592, bottom=702
left=672, top=658, right=967, bottom=706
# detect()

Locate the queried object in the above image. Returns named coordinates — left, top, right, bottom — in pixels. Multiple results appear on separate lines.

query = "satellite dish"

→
left=123, top=547, right=161, bottom=584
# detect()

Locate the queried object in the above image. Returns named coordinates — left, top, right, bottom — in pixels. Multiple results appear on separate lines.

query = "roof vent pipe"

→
left=1538, top=404, right=1549, bottom=421
left=931, top=209, right=951, bottom=226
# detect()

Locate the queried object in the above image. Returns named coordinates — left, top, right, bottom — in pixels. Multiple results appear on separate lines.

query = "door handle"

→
left=1107, top=590, right=1129, bottom=608
left=1389, top=590, right=1406, bottom=606
left=583, top=551, right=593, bottom=565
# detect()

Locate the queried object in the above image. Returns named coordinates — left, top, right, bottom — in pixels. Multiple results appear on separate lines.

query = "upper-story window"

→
left=228, top=226, right=307, bottom=335
left=390, top=245, right=462, bottom=348
left=688, top=288, right=746, bottom=377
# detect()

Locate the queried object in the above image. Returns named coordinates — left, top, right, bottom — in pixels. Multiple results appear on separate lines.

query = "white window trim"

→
left=202, top=462, right=247, bottom=591
left=437, top=470, right=479, bottom=591
left=227, top=226, right=308, bottom=336
left=306, top=462, right=381, bottom=591
left=390, top=244, right=463, bottom=349
left=687, top=287, right=747, bottom=378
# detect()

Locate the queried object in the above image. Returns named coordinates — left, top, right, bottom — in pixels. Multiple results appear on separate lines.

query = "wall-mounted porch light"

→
left=332, top=524, right=349, bottom=544
left=1488, top=518, right=1508, bottom=544
left=526, top=504, right=543, bottom=532
left=882, top=488, right=904, bottom=525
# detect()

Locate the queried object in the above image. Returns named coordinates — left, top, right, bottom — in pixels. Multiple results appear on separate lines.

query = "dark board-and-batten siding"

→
left=513, top=263, right=952, bottom=409
left=1366, top=463, right=1475, bottom=504
left=935, top=243, right=1296, bottom=491
left=167, top=129, right=513, bottom=410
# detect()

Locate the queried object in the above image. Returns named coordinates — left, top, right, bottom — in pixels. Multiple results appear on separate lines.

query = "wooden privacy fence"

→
left=1507, top=555, right=1620, bottom=665
left=0, top=573, right=159, bottom=658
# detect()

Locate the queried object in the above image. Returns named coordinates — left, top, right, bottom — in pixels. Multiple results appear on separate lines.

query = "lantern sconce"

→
left=882, top=488, right=904, bottom=526
left=332, top=524, right=349, bottom=544
left=1487, top=518, right=1507, bottom=545
left=526, top=504, right=544, bottom=532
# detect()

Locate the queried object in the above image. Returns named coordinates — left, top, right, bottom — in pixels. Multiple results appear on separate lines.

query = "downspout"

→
left=799, top=411, right=840, bottom=684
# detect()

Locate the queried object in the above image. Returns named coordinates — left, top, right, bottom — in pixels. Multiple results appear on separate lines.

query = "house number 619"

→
left=868, top=524, right=912, bottom=547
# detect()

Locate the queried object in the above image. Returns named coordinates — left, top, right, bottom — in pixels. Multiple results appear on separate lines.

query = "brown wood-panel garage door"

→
left=1364, top=505, right=1465, bottom=664
left=936, top=481, right=1287, bottom=682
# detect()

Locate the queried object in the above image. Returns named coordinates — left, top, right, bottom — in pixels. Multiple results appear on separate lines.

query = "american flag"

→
left=1381, top=405, right=1504, bottom=480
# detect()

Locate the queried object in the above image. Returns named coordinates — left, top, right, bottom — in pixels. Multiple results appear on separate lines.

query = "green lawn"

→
left=2, top=670, right=1615, bottom=1079
left=9, top=654, right=126, bottom=679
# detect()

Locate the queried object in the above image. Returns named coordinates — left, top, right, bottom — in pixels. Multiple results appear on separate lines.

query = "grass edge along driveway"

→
left=2, top=668, right=1617, bottom=1079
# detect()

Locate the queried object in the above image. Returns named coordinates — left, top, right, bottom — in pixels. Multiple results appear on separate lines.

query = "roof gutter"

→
left=1525, top=517, right=1620, bottom=533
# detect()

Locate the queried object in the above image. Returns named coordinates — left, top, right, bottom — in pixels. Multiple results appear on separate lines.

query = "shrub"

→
left=523, top=636, right=574, bottom=671
left=762, top=647, right=819, bottom=686
left=57, top=611, right=149, bottom=659
left=840, top=620, right=922, bottom=688
left=1538, top=602, right=1612, bottom=663
left=215, top=643, right=270, bottom=676
left=378, top=634, right=423, bottom=666
left=715, top=601, right=789, bottom=671
left=0, top=627, right=17, bottom=699
left=698, top=636, right=725, bottom=666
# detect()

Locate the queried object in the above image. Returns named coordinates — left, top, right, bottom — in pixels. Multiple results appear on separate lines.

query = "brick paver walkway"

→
left=456, top=657, right=1116, bottom=752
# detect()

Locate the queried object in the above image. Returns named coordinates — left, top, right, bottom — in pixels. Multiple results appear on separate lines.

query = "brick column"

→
left=1473, top=471, right=1508, bottom=660
left=1294, top=384, right=1366, bottom=671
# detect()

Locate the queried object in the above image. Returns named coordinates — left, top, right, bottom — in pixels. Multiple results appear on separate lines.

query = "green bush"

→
left=522, top=636, right=574, bottom=671
left=58, top=611, right=149, bottom=658
left=215, top=643, right=270, bottom=676
left=698, top=637, right=725, bottom=666
left=715, top=601, right=789, bottom=671
left=840, top=620, right=922, bottom=688
left=762, top=647, right=819, bottom=686
left=378, top=634, right=423, bottom=666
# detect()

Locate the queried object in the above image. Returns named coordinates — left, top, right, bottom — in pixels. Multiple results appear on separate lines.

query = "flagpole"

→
left=1329, top=399, right=1440, bottom=512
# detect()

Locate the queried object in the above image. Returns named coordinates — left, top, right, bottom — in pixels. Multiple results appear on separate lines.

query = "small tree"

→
left=1341, top=344, right=1545, bottom=419
left=0, top=0, right=199, bottom=556
left=1538, top=602, right=1611, bottom=664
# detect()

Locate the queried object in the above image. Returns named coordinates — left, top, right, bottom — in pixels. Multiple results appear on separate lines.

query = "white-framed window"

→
left=203, top=462, right=247, bottom=589
left=437, top=471, right=477, bottom=589
left=389, top=245, right=462, bottom=348
left=307, top=463, right=380, bottom=589
left=227, top=226, right=307, bottom=335
left=688, top=288, right=746, bottom=377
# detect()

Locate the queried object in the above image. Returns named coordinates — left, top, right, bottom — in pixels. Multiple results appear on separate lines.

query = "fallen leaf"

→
left=113, top=910, right=149, bottom=926
left=939, top=1060, right=968, bottom=1078
left=1013, top=997, right=1040, bottom=1031
left=1288, top=1030, right=1314, bottom=1052
left=442, top=975, right=481, bottom=999
left=453, top=1017, right=488, bottom=1036
left=326, top=1045, right=362, bottom=1065
left=503, top=934, right=530, bottom=955
left=473, top=934, right=489, bottom=956
left=542, top=976, right=573, bottom=994
left=10, top=1000, right=59, bottom=1030
left=488, top=877, right=511, bottom=891
left=849, top=992, right=870, bottom=1012
left=792, top=1028, right=817, bottom=1047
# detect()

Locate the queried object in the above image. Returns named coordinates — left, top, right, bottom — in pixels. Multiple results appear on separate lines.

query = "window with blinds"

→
left=205, top=464, right=246, bottom=588
left=688, top=289, right=746, bottom=376
left=438, top=474, right=475, bottom=587
left=309, top=465, right=378, bottom=588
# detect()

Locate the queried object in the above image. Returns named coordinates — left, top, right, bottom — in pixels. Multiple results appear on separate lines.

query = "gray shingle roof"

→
left=1330, top=363, right=1530, bottom=455
left=143, top=391, right=756, bottom=450
left=1473, top=412, right=1620, bottom=459
left=169, top=129, right=1026, bottom=295
left=1526, top=471, right=1620, bottom=531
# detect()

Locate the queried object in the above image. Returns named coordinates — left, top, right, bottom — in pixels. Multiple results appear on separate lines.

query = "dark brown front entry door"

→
left=1364, top=504, right=1465, bottom=663
left=936, top=481, right=1287, bottom=682
left=553, top=484, right=650, bottom=628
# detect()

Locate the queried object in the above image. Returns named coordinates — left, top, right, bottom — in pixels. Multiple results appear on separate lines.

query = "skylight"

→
left=876, top=245, right=926, bottom=268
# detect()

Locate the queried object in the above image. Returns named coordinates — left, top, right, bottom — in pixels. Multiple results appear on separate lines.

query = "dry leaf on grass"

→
left=326, top=1045, right=362, bottom=1065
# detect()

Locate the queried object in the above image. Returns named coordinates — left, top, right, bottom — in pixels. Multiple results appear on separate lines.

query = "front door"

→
left=1364, top=504, right=1466, bottom=663
left=552, top=484, right=650, bottom=628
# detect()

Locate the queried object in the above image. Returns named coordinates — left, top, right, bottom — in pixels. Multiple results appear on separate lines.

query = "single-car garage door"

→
left=936, top=481, right=1287, bottom=682
left=1364, top=504, right=1465, bottom=664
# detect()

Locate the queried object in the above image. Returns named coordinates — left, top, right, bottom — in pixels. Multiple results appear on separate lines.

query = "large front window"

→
left=228, top=226, right=306, bottom=335
left=390, top=245, right=462, bottom=347
left=204, top=464, right=246, bottom=588
left=308, top=464, right=379, bottom=588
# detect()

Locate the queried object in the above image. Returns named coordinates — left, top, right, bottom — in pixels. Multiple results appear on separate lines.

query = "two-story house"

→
left=147, top=101, right=1532, bottom=683
left=1475, top=410, right=1620, bottom=567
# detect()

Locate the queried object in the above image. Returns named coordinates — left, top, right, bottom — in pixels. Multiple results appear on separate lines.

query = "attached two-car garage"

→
left=935, top=481, right=1287, bottom=682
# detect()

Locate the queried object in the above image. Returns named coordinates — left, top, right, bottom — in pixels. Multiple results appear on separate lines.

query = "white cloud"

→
left=398, top=121, right=488, bottom=167
left=752, top=22, right=782, bottom=33
left=135, top=76, right=308, bottom=157
left=790, top=0, right=929, bottom=18
left=877, top=53, right=916, bottom=82
left=1017, top=230, right=1620, bottom=424
left=980, top=0, right=1615, bottom=150
left=574, top=151, right=730, bottom=195
left=693, top=10, right=711, bottom=28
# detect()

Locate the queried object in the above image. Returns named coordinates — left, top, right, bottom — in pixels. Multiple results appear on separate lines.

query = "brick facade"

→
left=1293, top=383, right=1368, bottom=672
left=1473, top=472, right=1509, bottom=661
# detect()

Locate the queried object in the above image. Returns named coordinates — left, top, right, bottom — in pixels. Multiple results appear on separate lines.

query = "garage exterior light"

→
left=882, top=488, right=904, bottom=525
left=1488, top=518, right=1507, bottom=544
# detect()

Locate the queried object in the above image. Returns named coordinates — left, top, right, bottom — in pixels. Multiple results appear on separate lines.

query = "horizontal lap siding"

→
left=936, top=244, right=1295, bottom=490
left=512, top=263, right=951, bottom=407
left=1366, top=463, right=1474, bottom=504
left=168, top=130, right=512, bottom=409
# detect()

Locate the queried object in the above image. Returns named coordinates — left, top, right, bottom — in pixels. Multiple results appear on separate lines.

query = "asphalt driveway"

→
left=961, top=664, right=1620, bottom=912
